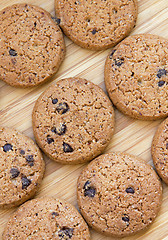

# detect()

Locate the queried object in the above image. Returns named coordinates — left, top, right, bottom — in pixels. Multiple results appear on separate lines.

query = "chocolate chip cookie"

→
left=55, top=0, right=137, bottom=50
left=105, top=34, right=168, bottom=120
left=0, top=127, right=45, bottom=208
left=152, top=117, right=168, bottom=184
left=32, top=77, right=114, bottom=164
left=0, top=4, right=65, bottom=87
left=2, top=197, right=90, bottom=239
left=77, top=152, right=162, bottom=237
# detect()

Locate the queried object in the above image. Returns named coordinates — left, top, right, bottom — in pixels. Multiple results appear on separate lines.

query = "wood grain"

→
left=0, top=0, right=168, bottom=239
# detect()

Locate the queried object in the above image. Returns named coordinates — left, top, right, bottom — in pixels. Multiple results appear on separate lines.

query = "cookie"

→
left=152, top=117, right=168, bottom=184
left=32, top=77, right=114, bottom=164
left=55, top=0, right=137, bottom=50
left=3, top=197, right=90, bottom=239
left=77, top=152, right=162, bottom=237
left=0, top=4, right=65, bottom=87
left=0, top=127, right=45, bottom=208
left=104, top=34, right=168, bottom=120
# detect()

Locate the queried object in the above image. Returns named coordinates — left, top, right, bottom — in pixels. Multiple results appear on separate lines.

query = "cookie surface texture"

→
left=55, top=0, right=137, bottom=50
left=2, top=197, right=90, bottom=240
left=0, top=127, right=45, bottom=208
left=77, top=152, right=162, bottom=237
left=32, top=78, right=114, bottom=164
left=105, top=34, right=168, bottom=120
left=152, top=117, right=168, bottom=184
left=0, top=4, right=65, bottom=87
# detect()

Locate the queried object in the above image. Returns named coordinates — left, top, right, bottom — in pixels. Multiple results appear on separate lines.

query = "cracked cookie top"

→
left=32, top=78, right=114, bottom=164
left=105, top=34, right=168, bottom=120
left=55, top=0, right=137, bottom=50
left=152, top=117, right=168, bottom=185
left=0, top=127, right=45, bottom=208
left=2, top=197, right=90, bottom=239
left=77, top=152, right=162, bottom=237
left=0, top=4, right=65, bottom=87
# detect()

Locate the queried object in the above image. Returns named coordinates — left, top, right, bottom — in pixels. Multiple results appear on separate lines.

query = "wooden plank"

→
left=0, top=0, right=168, bottom=239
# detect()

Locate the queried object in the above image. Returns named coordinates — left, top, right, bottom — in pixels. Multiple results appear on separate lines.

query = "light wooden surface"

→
left=0, top=0, right=168, bottom=239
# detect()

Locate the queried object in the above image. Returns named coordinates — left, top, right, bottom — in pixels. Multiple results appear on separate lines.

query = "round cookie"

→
left=152, top=117, right=168, bottom=184
left=55, top=0, right=137, bottom=50
left=77, top=152, right=162, bottom=237
left=32, top=77, right=114, bottom=164
left=104, top=34, right=168, bottom=120
left=3, top=197, right=90, bottom=239
left=0, top=127, right=45, bottom=208
left=0, top=4, right=65, bottom=87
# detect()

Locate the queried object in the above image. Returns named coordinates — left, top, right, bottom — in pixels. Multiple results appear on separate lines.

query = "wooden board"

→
left=0, top=0, right=168, bottom=239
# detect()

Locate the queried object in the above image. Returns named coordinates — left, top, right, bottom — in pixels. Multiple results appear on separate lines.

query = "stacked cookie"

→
left=0, top=0, right=168, bottom=239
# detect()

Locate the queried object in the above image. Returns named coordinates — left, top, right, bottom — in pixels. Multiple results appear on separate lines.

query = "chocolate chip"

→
left=47, top=136, right=54, bottom=144
left=126, top=187, right=135, bottom=194
left=52, top=98, right=58, bottom=104
left=3, top=143, right=13, bottom=152
left=83, top=180, right=96, bottom=198
left=109, top=49, right=116, bottom=59
left=55, top=123, right=67, bottom=135
left=131, top=72, right=134, bottom=77
left=51, top=16, right=61, bottom=24
left=9, top=49, right=17, bottom=56
left=122, top=215, right=129, bottom=222
left=20, top=149, right=25, bottom=155
left=52, top=211, right=59, bottom=217
left=21, top=175, right=31, bottom=189
left=35, top=213, right=38, bottom=216
left=58, top=227, right=74, bottom=239
left=63, top=142, right=73, bottom=153
left=34, top=22, right=37, bottom=27
left=26, top=155, right=34, bottom=167
left=56, top=102, right=69, bottom=114
left=10, top=168, right=20, bottom=179
left=114, top=58, right=124, bottom=67
left=157, top=69, right=167, bottom=78
left=91, top=29, right=97, bottom=35
left=158, top=80, right=165, bottom=87
left=166, top=143, right=168, bottom=149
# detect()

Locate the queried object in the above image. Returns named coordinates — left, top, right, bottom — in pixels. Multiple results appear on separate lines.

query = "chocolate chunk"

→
left=58, top=227, right=74, bottom=239
left=63, top=142, right=73, bottom=153
left=91, top=29, right=97, bottom=35
left=9, top=49, right=17, bottom=56
left=126, top=187, right=135, bottom=194
left=47, top=136, right=54, bottom=144
left=35, top=213, right=38, bottom=216
left=3, top=143, right=13, bottom=152
left=114, top=58, right=124, bottom=67
left=34, top=22, right=37, bottom=27
left=52, top=211, right=59, bottom=217
left=166, top=143, right=168, bottom=149
left=56, top=102, right=69, bottom=114
left=157, top=69, right=167, bottom=79
left=109, top=49, right=116, bottom=59
left=122, top=215, right=129, bottom=222
left=158, top=80, right=165, bottom=87
left=26, top=155, right=34, bottom=167
left=131, top=72, right=134, bottom=77
left=10, top=168, right=20, bottom=179
left=83, top=180, right=96, bottom=198
left=55, top=123, right=67, bottom=135
left=52, top=98, right=58, bottom=104
left=20, top=149, right=25, bottom=155
left=21, top=175, right=31, bottom=189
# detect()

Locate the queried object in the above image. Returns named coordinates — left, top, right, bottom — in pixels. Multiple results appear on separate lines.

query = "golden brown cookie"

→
left=0, top=127, right=45, bottom=208
left=152, top=117, right=168, bottom=184
left=0, top=4, right=65, bottom=87
left=32, top=78, right=114, bottom=164
left=77, top=152, right=162, bottom=237
left=2, top=197, right=90, bottom=240
left=55, top=0, right=138, bottom=50
left=105, top=34, right=168, bottom=120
